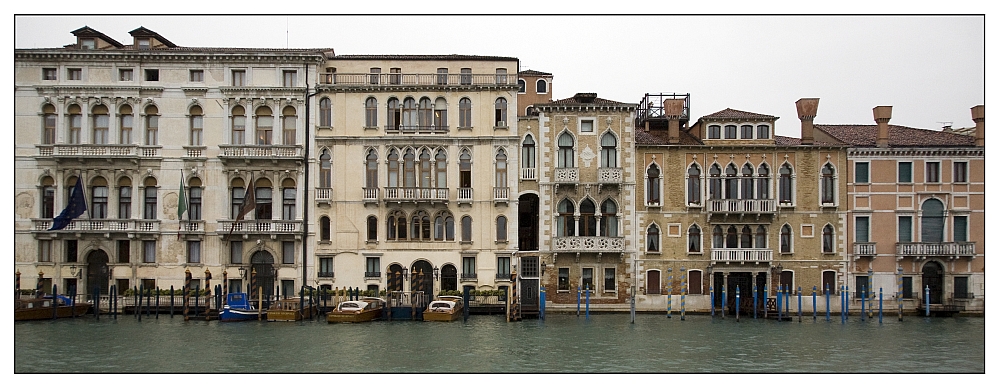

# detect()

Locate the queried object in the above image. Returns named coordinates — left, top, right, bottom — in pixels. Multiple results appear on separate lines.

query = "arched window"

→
left=921, top=198, right=945, bottom=243
left=189, top=106, right=203, bottom=146
left=557, top=132, right=574, bottom=168
left=364, top=97, right=376, bottom=128
left=281, top=179, right=295, bottom=221
left=522, top=134, right=536, bottom=171
left=647, top=224, right=660, bottom=252
left=741, top=124, right=753, bottom=139
left=458, top=98, right=472, bottom=128
left=387, top=149, right=399, bottom=187
left=433, top=97, right=447, bottom=130
left=712, top=226, right=723, bottom=248
left=600, top=132, right=617, bottom=168
left=142, top=177, right=157, bottom=219
left=230, top=178, right=245, bottom=219
left=687, top=164, right=701, bottom=205
left=411, top=210, right=431, bottom=241
left=435, top=149, right=447, bottom=188
left=366, top=216, right=377, bottom=241
left=496, top=215, right=507, bottom=241
left=579, top=199, right=597, bottom=237
left=536, top=79, right=547, bottom=94
left=757, top=164, right=770, bottom=200
left=822, top=224, right=835, bottom=253
left=387, top=210, right=406, bottom=240
left=646, top=163, right=661, bottom=205
left=231, top=105, right=246, bottom=145
left=757, top=124, right=770, bottom=139
left=418, top=97, right=432, bottom=129
left=741, top=163, right=754, bottom=199
left=434, top=212, right=455, bottom=241
left=557, top=199, right=575, bottom=237
left=517, top=79, right=526, bottom=93
left=281, top=106, right=296, bottom=145
left=319, top=97, right=332, bottom=127
left=188, top=177, right=202, bottom=221
left=365, top=149, right=378, bottom=189
left=144, top=105, right=158, bottom=145
left=403, top=148, right=416, bottom=187
left=708, top=125, right=721, bottom=139
left=494, top=97, right=507, bottom=126
left=254, top=178, right=272, bottom=220
left=92, top=105, right=109, bottom=144
left=709, top=164, right=722, bottom=200
left=726, top=225, right=738, bottom=248
left=39, top=176, right=54, bottom=218
left=67, top=104, right=81, bottom=144
left=601, top=199, right=618, bottom=237
left=755, top=225, right=767, bottom=248
left=459, top=149, right=472, bottom=188
left=320, top=216, right=331, bottom=241
left=724, top=124, right=737, bottom=139
left=319, top=150, right=332, bottom=188
left=419, top=149, right=432, bottom=189
left=387, top=98, right=400, bottom=131
left=42, top=104, right=56, bottom=144
left=118, top=105, right=133, bottom=144
left=495, top=148, right=508, bottom=188
left=780, top=224, right=792, bottom=253
left=461, top=216, right=472, bottom=242
left=724, top=164, right=738, bottom=200
left=117, top=177, right=131, bottom=219
left=779, top=163, right=793, bottom=204
left=402, top=97, right=417, bottom=130
left=255, top=106, right=273, bottom=145
left=90, top=176, right=108, bottom=219
left=740, top=226, right=753, bottom=248
left=821, top=163, right=836, bottom=205
left=688, top=224, right=701, bottom=253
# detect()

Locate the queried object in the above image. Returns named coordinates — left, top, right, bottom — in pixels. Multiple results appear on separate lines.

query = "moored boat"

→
left=327, top=297, right=384, bottom=323
left=15, top=295, right=92, bottom=321
left=423, top=295, right=464, bottom=322
left=267, top=298, right=317, bottom=322
left=219, top=292, right=265, bottom=322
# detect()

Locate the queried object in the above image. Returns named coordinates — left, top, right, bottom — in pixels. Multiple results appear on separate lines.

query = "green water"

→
left=14, top=314, right=984, bottom=373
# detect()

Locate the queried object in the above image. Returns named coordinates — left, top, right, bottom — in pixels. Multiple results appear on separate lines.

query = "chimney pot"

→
left=874, top=106, right=892, bottom=147
left=795, top=98, right=819, bottom=145
left=972, top=104, right=984, bottom=147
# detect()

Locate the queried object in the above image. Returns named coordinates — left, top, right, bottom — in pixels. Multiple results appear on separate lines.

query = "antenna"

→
left=937, top=121, right=953, bottom=130
left=286, top=17, right=289, bottom=49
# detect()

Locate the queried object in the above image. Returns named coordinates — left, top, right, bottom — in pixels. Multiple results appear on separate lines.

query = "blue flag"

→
left=49, top=177, right=87, bottom=231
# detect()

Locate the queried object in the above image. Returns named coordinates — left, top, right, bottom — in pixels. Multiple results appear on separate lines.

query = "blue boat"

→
left=219, top=293, right=265, bottom=322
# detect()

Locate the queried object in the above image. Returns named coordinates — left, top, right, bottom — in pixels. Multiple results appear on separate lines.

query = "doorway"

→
left=86, top=249, right=110, bottom=295
left=646, top=270, right=661, bottom=294
left=518, top=194, right=539, bottom=251
left=922, top=261, right=944, bottom=304
left=250, top=250, right=275, bottom=301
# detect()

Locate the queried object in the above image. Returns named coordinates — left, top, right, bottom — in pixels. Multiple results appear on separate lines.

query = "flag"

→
left=177, top=171, right=187, bottom=240
left=49, top=177, right=87, bottom=231
left=227, top=174, right=256, bottom=241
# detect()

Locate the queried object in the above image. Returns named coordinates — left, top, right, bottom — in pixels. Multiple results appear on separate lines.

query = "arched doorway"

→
left=922, top=261, right=944, bottom=304
left=441, top=264, right=457, bottom=292
left=387, top=264, right=404, bottom=292
left=86, top=250, right=110, bottom=295
left=411, top=260, right=433, bottom=297
left=250, top=250, right=275, bottom=301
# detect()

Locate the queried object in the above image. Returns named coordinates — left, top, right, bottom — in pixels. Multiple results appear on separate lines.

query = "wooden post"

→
left=183, top=268, right=192, bottom=321
left=258, top=286, right=263, bottom=321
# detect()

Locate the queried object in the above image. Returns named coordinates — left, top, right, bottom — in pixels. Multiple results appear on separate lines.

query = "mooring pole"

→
left=812, top=286, right=817, bottom=321
left=735, top=285, right=740, bottom=322
left=51, top=284, right=58, bottom=320
left=753, top=282, right=758, bottom=319
left=879, top=287, right=883, bottom=324
left=170, top=285, right=175, bottom=317
left=721, top=285, right=726, bottom=319
left=680, top=283, right=687, bottom=321
left=709, top=285, right=714, bottom=317
left=93, top=285, right=100, bottom=320
left=155, top=287, right=160, bottom=319
left=539, top=286, right=546, bottom=320
left=111, top=285, right=117, bottom=320
left=777, top=285, right=782, bottom=321
left=797, top=286, right=802, bottom=323
left=630, top=284, right=635, bottom=324
left=763, top=287, right=768, bottom=319
left=667, top=268, right=672, bottom=319
left=924, top=285, right=930, bottom=317
left=897, top=267, right=903, bottom=322
left=825, top=285, right=830, bottom=321
left=585, top=284, right=590, bottom=319
left=576, top=286, right=581, bottom=317
left=861, top=285, right=866, bottom=322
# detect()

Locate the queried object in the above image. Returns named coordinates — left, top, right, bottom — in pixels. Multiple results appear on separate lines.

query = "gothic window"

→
left=387, top=98, right=400, bottom=131
left=709, top=164, right=722, bottom=200
left=364, top=97, right=376, bottom=128
left=646, top=163, right=661, bottom=205
left=821, top=163, right=836, bottom=205
left=647, top=224, right=660, bottom=252
left=522, top=134, right=536, bottom=169
left=435, top=149, right=447, bottom=188
left=779, top=163, right=793, bottom=204
left=495, top=148, right=508, bottom=188
left=557, top=199, right=575, bottom=237
left=601, top=132, right=617, bottom=168
left=780, top=224, right=792, bottom=253
left=558, top=133, right=574, bottom=168
left=757, top=164, right=770, bottom=199
left=320, top=150, right=332, bottom=188
left=601, top=199, right=618, bottom=237
left=419, top=149, right=432, bottom=188
left=365, top=149, right=379, bottom=188
left=724, top=164, right=738, bottom=200
left=741, top=163, right=755, bottom=199
left=687, top=164, right=701, bottom=205
left=403, top=148, right=416, bottom=188
left=822, top=224, right=835, bottom=253
left=387, top=149, right=400, bottom=187
left=494, top=97, right=507, bottom=126
left=459, top=149, right=472, bottom=188
left=320, top=97, right=332, bottom=127
left=579, top=199, right=597, bottom=237
left=688, top=224, right=701, bottom=253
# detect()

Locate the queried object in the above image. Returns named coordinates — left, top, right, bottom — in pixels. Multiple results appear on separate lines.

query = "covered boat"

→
left=327, top=297, right=384, bottom=323
left=219, top=292, right=265, bottom=322
left=423, top=295, right=464, bottom=322
left=15, top=295, right=91, bottom=321
left=267, top=298, right=317, bottom=322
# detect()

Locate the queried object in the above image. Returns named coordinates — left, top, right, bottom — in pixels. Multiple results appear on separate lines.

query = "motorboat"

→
left=327, top=297, right=384, bottom=323
left=423, top=295, right=464, bottom=322
left=219, top=292, right=265, bottom=322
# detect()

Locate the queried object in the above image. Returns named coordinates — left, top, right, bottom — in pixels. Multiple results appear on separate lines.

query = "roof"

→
left=519, top=69, right=552, bottom=76
left=943, top=126, right=975, bottom=136
left=773, top=135, right=839, bottom=146
left=542, top=93, right=635, bottom=107
left=129, top=26, right=177, bottom=48
left=634, top=129, right=703, bottom=146
left=333, top=54, right=517, bottom=61
left=814, top=124, right=977, bottom=147
left=700, top=108, right=778, bottom=121
left=69, top=26, right=124, bottom=48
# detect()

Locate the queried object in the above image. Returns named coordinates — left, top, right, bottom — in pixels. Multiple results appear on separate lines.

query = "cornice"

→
left=848, top=147, right=984, bottom=158
left=15, top=50, right=326, bottom=64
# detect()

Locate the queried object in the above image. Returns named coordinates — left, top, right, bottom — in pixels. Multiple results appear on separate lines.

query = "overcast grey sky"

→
left=14, top=15, right=985, bottom=137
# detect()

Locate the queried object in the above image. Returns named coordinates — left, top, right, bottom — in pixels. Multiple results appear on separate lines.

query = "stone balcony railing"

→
left=32, top=218, right=160, bottom=233
left=362, top=188, right=379, bottom=203
left=854, top=242, right=877, bottom=257
left=708, top=199, right=776, bottom=215
left=218, top=145, right=302, bottom=161
left=493, top=187, right=509, bottom=203
left=383, top=187, right=449, bottom=202
left=180, top=221, right=204, bottom=232
left=521, top=167, right=536, bottom=181
left=711, top=248, right=773, bottom=263
left=315, top=188, right=331, bottom=201
left=37, top=144, right=161, bottom=159
left=217, top=220, right=302, bottom=234
left=554, top=168, right=579, bottom=184
left=897, top=242, right=975, bottom=257
left=552, top=236, right=625, bottom=253
left=319, top=72, right=518, bottom=88
left=457, top=188, right=473, bottom=203
left=598, top=167, right=622, bottom=184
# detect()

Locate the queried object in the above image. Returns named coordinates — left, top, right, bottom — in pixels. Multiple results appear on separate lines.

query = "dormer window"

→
left=81, top=38, right=95, bottom=49
left=137, top=38, right=150, bottom=50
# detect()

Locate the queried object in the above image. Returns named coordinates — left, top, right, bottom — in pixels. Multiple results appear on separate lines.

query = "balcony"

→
left=384, top=125, right=449, bottom=135
left=493, top=187, right=509, bottom=203
left=521, top=167, right=536, bottom=181
left=218, top=145, right=302, bottom=163
left=315, top=188, right=331, bottom=202
left=457, top=188, right=473, bottom=204
left=317, top=272, right=335, bottom=278
left=554, top=168, right=579, bottom=185
left=183, top=146, right=206, bottom=158
left=854, top=242, right=877, bottom=258
left=711, top=248, right=772, bottom=263
left=217, top=220, right=302, bottom=235
left=708, top=199, right=776, bottom=215
left=320, top=72, right=518, bottom=88
left=598, top=167, right=622, bottom=185
left=495, top=273, right=512, bottom=281
left=460, top=273, right=478, bottom=282
left=383, top=187, right=449, bottom=202
left=364, top=271, right=381, bottom=280
left=552, top=236, right=625, bottom=253
left=180, top=221, right=204, bottom=233
left=32, top=218, right=160, bottom=234
left=362, top=188, right=378, bottom=203
left=897, top=242, right=975, bottom=258
left=37, top=144, right=161, bottom=161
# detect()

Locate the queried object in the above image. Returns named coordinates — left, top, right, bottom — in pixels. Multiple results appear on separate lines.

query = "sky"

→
left=11, top=15, right=986, bottom=137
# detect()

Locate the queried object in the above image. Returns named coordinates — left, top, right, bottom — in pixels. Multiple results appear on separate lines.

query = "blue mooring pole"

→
left=879, top=287, right=883, bottom=324
left=721, top=285, right=726, bottom=319
left=785, top=285, right=790, bottom=318
left=797, top=286, right=802, bottom=322
left=753, top=282, right=758, bottom=319
left=841, top=285, right=845, bottom=323
left=763, top=287, right=768, bottom=319
left=861, top=285, right=866, bottom=322
left=825, top=285, right=830, bottom=322
left=812, top=286, right=817, bottom=321
left=585, top=285, right=590, bottom=319
left=777, top=285, right=782, bottom=321
left=539, top=286, right=546, bottom=320
left=925, top=285, right=930, bottom=317
left=667, top=270, right=672, bottom=319
left=735, top=285, right=740, bottom=322
left=680, top=283, right=686, bottom=321
left=709, top=286, right=715, bottom=317
left=576, top=286, right=581, bottom=317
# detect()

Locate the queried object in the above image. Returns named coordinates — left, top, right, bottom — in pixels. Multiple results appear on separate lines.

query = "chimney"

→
left=795, top=98, right=819, bottom=145
left=873, top=106, right=892, bottom=148
left=664, top=99, right=685, bottom=144
left=971, top=105, right=984, bottom=147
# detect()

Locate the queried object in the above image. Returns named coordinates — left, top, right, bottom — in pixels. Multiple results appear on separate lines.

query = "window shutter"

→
left=856, top=217, right=869, bottom=243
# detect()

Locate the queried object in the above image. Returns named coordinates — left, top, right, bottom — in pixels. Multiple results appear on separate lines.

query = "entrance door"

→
left=250, top=250, right=275, bottom=301
left=387, top=264, right=404, bottom=292
left=440, top=264, right=457, bottom=291
left=518, top=194, right=539, bottom=251
left=520, top=278, right=539, bottom=308
left=86, top=250, right=110, bottom=295
left=410, top=260, right=433, bottom=297
left=727, top=272, right=753, bottom=312
left=922, top=261, right=944, bottom=304
left=646, top=270, right=660, bottom=294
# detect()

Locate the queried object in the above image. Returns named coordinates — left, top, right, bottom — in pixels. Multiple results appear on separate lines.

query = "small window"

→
left=582, top=268, right=595, bottom=291
left=495, top=68, right=507, bottom=84
left=80, top=38, right=95, bottom=50
left=822, top=224, right=835, bottom=253
left=230, top=241, right=243, bottom=264
left=68, top=68, right=82, bottom=81
left=460, top=68, right=472, bottom=85
left=320, top=216, right=331, bottom=241
left=187, top=241, right=201, bottom=264
left=282, top=241, right=295, bottom=264
left=536, top=79, right=547, bottom=94
left=496, top=215, right=507, bottom=242
left=137, top=38, right=150, bottom=50
left=517, top=79, right=526, bottom=93
left=38, top=240, right=51, bottom=262
left=741, top=125, right=753, bottom=139
left=497, top=256, right=511, bottom=278
left=953, top=161, right=968, bottom=183
left=119, top=69, right=133, bottom=81
left=902, top=277, right=913, bottom=298
left=855, top=162, right=869, bottom=184
left=558, top=268, right=570, bottom=291
left=926, top=162, right=940, bottom=183
left=144, top=69, right=159, bottom=81
left=319, top=257, right=334, bottom=278
left=436, top=68, right=448, bottom=85
left=190, top=70, right=203, bottom=82
left=898, top=162, right=912, bottom=183
left=65, top=240, right=78, bottom=263
left=757, top=125, right=770, bottom=139
left=143, top=240, right=156, bottom=263
left=855, top=217, right=869, bottom=243
left=370, top=67, right=383, bottom=85
left=43, top=68, right=57, bottom=80
left=724, top=125, right=737, bottom=139
left=232, top=70, right=246, bottom=86
left=953, top=215, right=968, bottom=242
left=708, top=125, right=721, bottom=139
left=282, top=70, right=297, bottom=87
left=603, top=268, right=615, bottom=292
left=898, top=216, right=912, bottom=243
left=117, top=240, right=130, bottom=264
left=581, top=120, right=594, bottom=133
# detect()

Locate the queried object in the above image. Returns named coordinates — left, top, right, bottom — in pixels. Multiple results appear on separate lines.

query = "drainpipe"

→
left=302, top=61, right=321, bottom=291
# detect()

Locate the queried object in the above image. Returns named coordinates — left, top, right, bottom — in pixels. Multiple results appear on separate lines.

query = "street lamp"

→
left=238, top=266, right=246, bottom=280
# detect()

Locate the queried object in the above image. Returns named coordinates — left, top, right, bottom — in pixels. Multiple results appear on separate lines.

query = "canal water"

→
left=14, top=314, right=984, bottom=373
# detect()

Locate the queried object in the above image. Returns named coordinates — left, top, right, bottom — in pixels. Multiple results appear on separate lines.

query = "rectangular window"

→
left=856, top=216, right=869, bottom=243
left=119, top=69, right=133, bottom=81
left=581, top=120, right=594, bottom=133
left=898, top=162, right=912, bottom=183
left=281, top=280, right=295, bottom=299
left=66, top=240, right=77, bottom=263
left=953, top=216, right=968, bottom=242
left=757, top=125, right=770, bottom=139
left=137, top=38, right=150, bottom=50
left=91, top=186, right=108, bottom=218
left=189, top=70, right=203, bottom=82
left=282, top=241, right=295, bottom=265
left=80, top=38, right=95, bottom=49
left=495, top=68, right=507, bottom=84
left=389, top=68, right=400, bottom=84
left=187, top=241, right=201, bottom=263
left=436, top=68, right=448, bottom=85
left=144, top=69, right=158, bottom=81
left=462, top=256, right=476, bottom=278
left=741, top=125, right=753, bottom=139
left=369, top=67, right=381, bottom=85
left=953, top=161, right=968, bottom=183
left=143, top=187, right=157, bottom=219
left=708, top=125, right=721, bottom=139
left=230, top=241, right=243, bottom=264
left=319, top=257, right=334, bottom=278
left=68, top=68, right=82, bottom=80
left=93, top=114, right=109, bottom=145
left=558, top=268, right=570, bottom=291
left=68, top=114, right=81, bottom=144
left=141, top=279, right=156, bottom=291
left=497, top=256, right=510, bottom=278
left=365, top=257, right=380, bottom=276
left=926, top=161, right=940, bottom=183
left=902, top=277, right=913, bottom=298
left=117, top=240, right=130, bottom=264
left=855, top=162, right=869, bottom=184
left=142, top=240, right=156, bottom=263
left=188, top=187, right=202, bottom=220
left=604, top=268, right=616, bottom=292
left=283, top=116, right=295, bottom=145
left=43, top=68, right=57, bottom=80
left=282, top=188, right=295, bottom=221
left=282, top=70, right=296, bottom=87
left=898, top=216, right=912, bottom=243
left=460, top=68, right=472, bottom=85
left=725, top=125, right=737, bottom=139
left=582, top=268, right=594, bottom=291
left=191, top=115, right=203, bottom=146
left=118, top=186, right=131, bottom=219
left=232, top=70, right=246, bottom=86
left=954, top=277, right=969, bottom=299
left=39, top=240, right=51, bottom=262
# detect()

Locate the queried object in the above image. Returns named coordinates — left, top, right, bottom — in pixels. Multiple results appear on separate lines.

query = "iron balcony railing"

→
left=897, top=242, right=975, bottom=256
left=552, top=236, right=625, bottom=253
left=218, top=145, right=301, bottom=159
left=854, top=242, right=877, bottom=256
left=710, top=248, right=773, bottom=263
left=319, top=72, right=518, bottom=88
left=495, top=273, right=512, bottom=281
left=460, top=273, right=478, bottom=281
left=32, top=218, right=160, bottom=233
left=364, top=271, right=381, bottom=279
left=317, top=272, right=335, bottom=278
left=708, top=199, right=776, bottom=214
left=383, top=187, right=449, bottom=202
left=218, top=220, right=302, bottom=234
